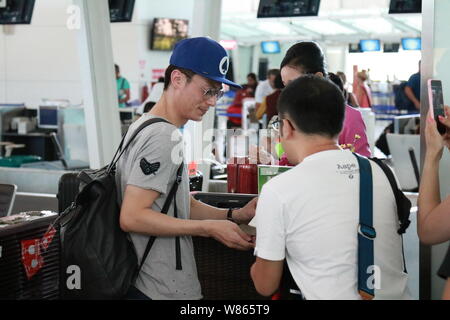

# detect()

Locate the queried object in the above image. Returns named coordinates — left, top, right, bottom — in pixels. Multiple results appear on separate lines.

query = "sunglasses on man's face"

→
left=185, top=73, right=224, bottom=100
left=201, top=87, right=224, bottom=100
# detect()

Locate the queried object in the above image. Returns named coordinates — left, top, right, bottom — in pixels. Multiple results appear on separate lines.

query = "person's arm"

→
left=250, top=184, right=286, bottom=295
left=443, top=279, right=450, bottom=300
left=348, top=92, right=360, bottom=108
left=119, top=88, right=131, bottom=104
left=352, top=65, right=360, bottom=97
left=417, top=110, right=450, bottom=244
left=120, top=185, right=254, bottom=250
left=255, top=98, right=267, bottom=120
left=190, top=196, right=257, bottom=225
left=250, top=258, right=284, bottom=296
left=119, top=79, right=131, bottom=104
left=404, top=86, right=420, bottom=110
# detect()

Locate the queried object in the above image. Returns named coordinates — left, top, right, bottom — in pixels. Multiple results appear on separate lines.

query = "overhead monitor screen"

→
left=151, top=18, right=189, bottom=51
left=257, top=0, right=321, bottom=18
left=348, top=43, right=361, bottom=53
left=389, top=0, right=422, bottom=14
left=359, top=39, right=381, bottom=52
left=384, top=43, right=400, bottom=52
left=402, top=37, right=421, bottom=50
left=109, top=0, right=135, bottom=22
left=261, top=41, right=281, bottom=54
left=0, top=0, right=35, bottom=24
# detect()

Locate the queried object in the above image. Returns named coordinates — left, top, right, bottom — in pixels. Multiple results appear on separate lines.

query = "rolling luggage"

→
left=0, top=211, right=60, bottom=299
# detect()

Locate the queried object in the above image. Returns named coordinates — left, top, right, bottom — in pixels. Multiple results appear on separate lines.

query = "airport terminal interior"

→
left=0, top=0, right=450, bottom=300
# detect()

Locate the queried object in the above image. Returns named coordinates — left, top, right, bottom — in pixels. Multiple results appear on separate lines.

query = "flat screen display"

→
left=348, top=43, right=361, bottom=53
left=109, top=0, right=135, bottom=22
left=261, top=41, right=281, bottom=54
left=359, top=39, right=381, bottom=52
left=389, top=0, right=422, bottom=14
left=257, top=0, right=320, bottom=18
left=401, top=38, right=421, bottom=50
left=0, top=0, right=35, bottom=24
left=151, top=18, right=189, bottom=51
left=38, top=106, right=58, bottom=129
left=384, top=43, right=400, bottom=53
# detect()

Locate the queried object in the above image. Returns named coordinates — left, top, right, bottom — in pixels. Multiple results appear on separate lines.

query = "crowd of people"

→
left=114, top=37, right=449, bottom=300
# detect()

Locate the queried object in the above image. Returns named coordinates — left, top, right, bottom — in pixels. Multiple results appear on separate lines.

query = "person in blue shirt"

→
left=115, top=64, right=131, bottom=108
left=404, top=60, right=421, bottom=111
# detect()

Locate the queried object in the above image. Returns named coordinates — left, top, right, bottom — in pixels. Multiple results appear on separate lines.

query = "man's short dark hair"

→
left=280, top=42, right=328, bottom=77
left=247, top=73, right=257, bottom=81
left=115, top=64, right=120, bottom=73
left=267, top=69, right=280, bottom=77
left=328, top=72, right=344, bottom=92
left=278, top=75, right=345, bottom=138
left=164, top=65, right=195, bottom=90
left=274, top=73, right=284, bottom=90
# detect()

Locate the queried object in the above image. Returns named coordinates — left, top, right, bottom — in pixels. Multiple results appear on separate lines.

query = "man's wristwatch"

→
left=227, top=208, right=236, bottom=223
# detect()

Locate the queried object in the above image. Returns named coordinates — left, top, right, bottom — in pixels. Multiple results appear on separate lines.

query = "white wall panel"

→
left=0, top=81, right=6, bottom=102
left=0, top=32, right=5, bottom=82
left=5, top=81, right=82, bottom=107
left=30, top=0, right=73, bottom=26
left=5, top=26, right=80, bottom=82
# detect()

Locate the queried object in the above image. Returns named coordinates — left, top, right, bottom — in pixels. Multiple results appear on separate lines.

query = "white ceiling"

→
left=220, top=0, right=422, bottom=45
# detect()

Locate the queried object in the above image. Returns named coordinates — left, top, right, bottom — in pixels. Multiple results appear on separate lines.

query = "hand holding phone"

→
left=428, top=79, right=447, bottom=134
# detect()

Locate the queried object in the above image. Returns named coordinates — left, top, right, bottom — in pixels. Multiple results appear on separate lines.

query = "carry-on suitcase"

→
left=0, top=211, right=60, bottom=299
left=57, top=173, right=81, bottom=213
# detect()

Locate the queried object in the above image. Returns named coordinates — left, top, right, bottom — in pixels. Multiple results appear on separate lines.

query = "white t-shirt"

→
left=254, top=80, right=275, bottom=104
left=253, top=149, right=410, bottom=300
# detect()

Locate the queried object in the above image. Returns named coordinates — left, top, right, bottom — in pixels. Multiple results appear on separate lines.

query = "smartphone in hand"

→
left=428, top=79, right=447, bottom=134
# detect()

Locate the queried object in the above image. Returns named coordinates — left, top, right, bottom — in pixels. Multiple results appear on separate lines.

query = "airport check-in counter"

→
left=1, top=166, right=421, bottom=299
left=191, top=192, right=265, bottom=300
left=1, top=169, right=264, bottom=299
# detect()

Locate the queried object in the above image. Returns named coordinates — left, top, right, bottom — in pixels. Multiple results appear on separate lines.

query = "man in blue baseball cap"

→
left=116, top=37, right=257, bottom=300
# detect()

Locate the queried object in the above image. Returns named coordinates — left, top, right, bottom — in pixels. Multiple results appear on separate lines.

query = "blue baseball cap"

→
left=170, top=37, right=242, bottom=89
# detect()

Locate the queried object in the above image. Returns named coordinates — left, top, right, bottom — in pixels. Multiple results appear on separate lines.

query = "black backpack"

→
left=57, top=118, right=182, bottom=299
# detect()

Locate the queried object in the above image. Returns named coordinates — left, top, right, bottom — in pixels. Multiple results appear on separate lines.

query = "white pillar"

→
left=252, top=44, right=260, bottom=75
left=191, top=0, right=222, bottom=40
left=74, top=0, right=121, bottom=169
left=184, top=0, right=223, bottom=191
left=421, top=0, right=450, bottom=300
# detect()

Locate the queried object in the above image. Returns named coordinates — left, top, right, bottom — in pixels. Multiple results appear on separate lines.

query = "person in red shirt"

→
left=227, top=83, right=256, bottom=128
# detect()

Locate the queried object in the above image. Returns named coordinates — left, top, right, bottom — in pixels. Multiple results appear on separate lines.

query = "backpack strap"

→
left=137, top=162, right=184, bottom=273
left=107, top=118, right=170, bottom=174
left=370, top=157, right=411, bottom=235
left=353, top=153, right=376, bottom=300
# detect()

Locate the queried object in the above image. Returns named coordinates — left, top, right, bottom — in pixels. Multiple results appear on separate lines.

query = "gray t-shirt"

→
left=115, top=113, right=202, bottom=300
